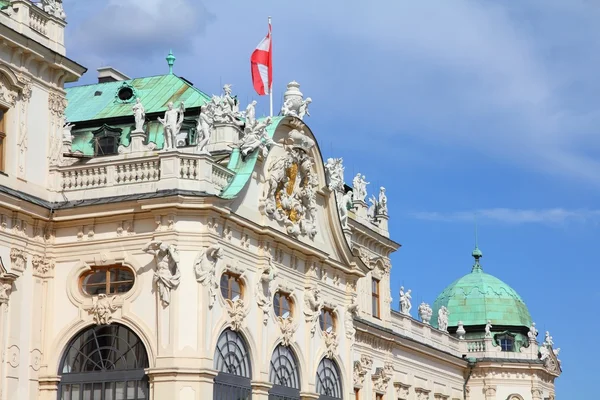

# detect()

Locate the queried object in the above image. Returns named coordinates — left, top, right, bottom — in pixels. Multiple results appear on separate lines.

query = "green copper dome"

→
left=431, top=247, right=532, bottom=329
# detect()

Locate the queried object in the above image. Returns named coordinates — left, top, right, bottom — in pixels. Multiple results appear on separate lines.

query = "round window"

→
left=80, top=265, right=135, bottom=296
left=117, top=86, right=134, bottom=102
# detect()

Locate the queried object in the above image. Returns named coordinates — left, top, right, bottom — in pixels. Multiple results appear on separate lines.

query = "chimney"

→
left=97, top=67, right=131, bottom=83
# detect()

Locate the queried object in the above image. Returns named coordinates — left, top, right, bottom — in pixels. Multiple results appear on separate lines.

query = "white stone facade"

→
left=0, top=3, right=559, bottom=400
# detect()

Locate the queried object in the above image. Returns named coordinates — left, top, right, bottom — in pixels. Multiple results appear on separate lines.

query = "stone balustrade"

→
left=49, top=151, right=234, bottom=202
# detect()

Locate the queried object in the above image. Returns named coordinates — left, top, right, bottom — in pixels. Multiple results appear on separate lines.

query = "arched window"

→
left=58, top=324, right=149, bottom=400
left=316, top=358, right=342, bottom=399
left=268, top=345, right=300, bottom=400
left=213, top=329, right=252, bottom=400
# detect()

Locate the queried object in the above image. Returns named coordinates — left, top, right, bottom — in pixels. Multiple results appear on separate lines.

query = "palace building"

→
left=0, top=2, right=560, bottom=399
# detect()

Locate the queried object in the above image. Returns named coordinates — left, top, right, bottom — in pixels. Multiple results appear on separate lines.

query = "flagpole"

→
left=268, top=16, right=273, bottom=117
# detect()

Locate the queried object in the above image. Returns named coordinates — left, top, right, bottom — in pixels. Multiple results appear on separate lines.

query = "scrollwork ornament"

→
left=227, top=299, right=245, bottom=331
left=277, top=316, right=296, bottom=347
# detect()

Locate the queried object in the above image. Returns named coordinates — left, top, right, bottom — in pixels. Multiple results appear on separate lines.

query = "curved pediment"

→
left=226, top=116, right=367, bottom=274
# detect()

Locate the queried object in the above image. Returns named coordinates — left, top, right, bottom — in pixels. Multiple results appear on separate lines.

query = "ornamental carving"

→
left=345, top=295, right=358, bottom=340
left=372, top=363, right=393, bottom=393
left=394, top=382, right=411, bottom=400
left=324, top=331, right=338, bottom=359
left=261, top=127, right=318, bottom=239
left=142, top=240, right=181, bottom=307
left=353, top=355, right=372, bottom=387
left=227, top=299, right=245, bottom=331
left=10, top=248, right=27, bottom=272
left=31, top=255, right=55, bottom=276
left=415, top=388, right=431, bottom=400
left=303, top=287, right=323, bottom=336
left=193, top=244, right=223, bottom=308
left=0, top=75, right=18, bottom=106
left=256, top=255, right=278, bottom=324
left=48, top=92, right=68, bottom=117
left=277, top=316, right=297, bottom=347
left=0, top=280, right=12, bottom=304
left=89, top=294, right=118, bottom=325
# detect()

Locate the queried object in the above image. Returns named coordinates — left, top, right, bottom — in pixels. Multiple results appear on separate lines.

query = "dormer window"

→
left=496, top=334, right=515, bottom=352
left=91, top=124, right=122, bottom=156
left=115, top=82, right=136, bottom=104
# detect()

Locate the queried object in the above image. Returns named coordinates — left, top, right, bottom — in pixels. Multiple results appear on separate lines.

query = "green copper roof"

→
left=220, top=116, right=283, bottom=199
left=65, top=74, right=210, bottom=123
left=431, top=248, right=532, bottom=329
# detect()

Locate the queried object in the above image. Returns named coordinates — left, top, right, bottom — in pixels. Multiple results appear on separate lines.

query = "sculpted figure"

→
left=437, top=306, right=449, bottom=332
left=63, top=122, right=74, bottom=143
left=194, top=244, right=223, bottom=308
left=196, top=103, right=215, bottom=155
left=90, top=294, right=117, bottom=325
left=158, top=101, right=184, bottom=150
left=399, top=286, right=412, bottom=315
left=133, top=98, right=145, bottom=133
left=378, top=187, right=388, bottom=215
left=0, top=282, right=11, bottom=303
left=324, top=157, right=345, bottom=192
left=544, top=331, right=554, bottom=347
left=485, top=320, right=493, bottom=338
left=528, top=322, right=538, bottom=341
left=222, top=84, right=236, bottom=114
left=240, top=117, right=276, bottom=158
left=303, top=287, right=323, bottom=335
left=142, top=240, right=181, bottom=306
left=345, top=295, right=359, bottom=339
left=245, top=100, right=257, bottom=128
left=280, top=98, right=295, bottom=117
left=353, top=174, right=363, bottom=201
left=337, top=190, right=353, bottom=229
left=298, top=97, right=312, bottom=119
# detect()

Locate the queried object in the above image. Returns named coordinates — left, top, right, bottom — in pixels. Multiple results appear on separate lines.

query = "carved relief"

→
left=17, top=78, right=32, bottom=178
left=261, top=127, right=318, bottom=239
left=31, top=255, right=55, bottom=277
left=30, top=348, right=42, bottom=372
left=394, top=382, right=411, bottom=400
left=353, top=355, right=372, bottom=387
left=303, top=287, right=323, bottom=336
left=415, top=388, right=432, bottom=400
left=277, top=316, right=296, bottom=347
left=0, top=74, right=18, bottom=106
left=372, top=363, right=393, bottom=393
left=89, top=294, right=118, bottom=325
left=193, top=244, right=223, bottom=308
left=7, top=345, right=19, bottom=368
left=10, top=248, right=27, bottom=272
left=0, top=280, right=12, bottom=304
left=323, top=331, right=338, bottom=359
left=142, top=240, right=181, bottom=307
left=227, top=298, right=245, bottom=331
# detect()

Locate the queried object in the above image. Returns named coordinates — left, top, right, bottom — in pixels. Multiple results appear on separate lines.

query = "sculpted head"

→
left=159, top=242, right=169, bottom=252
left=167, top=102, right=174, bottom=110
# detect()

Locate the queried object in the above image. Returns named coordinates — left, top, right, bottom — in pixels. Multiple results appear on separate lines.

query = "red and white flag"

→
left=250, top=21, right=272, bottom=96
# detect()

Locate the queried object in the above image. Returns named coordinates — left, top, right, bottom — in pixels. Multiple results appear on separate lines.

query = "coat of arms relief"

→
left=260, top=122, right=318, bottom=239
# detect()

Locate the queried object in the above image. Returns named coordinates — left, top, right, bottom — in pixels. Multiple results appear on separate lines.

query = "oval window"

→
left=117, top=87, right=134, bottom=102
left=81, top=265, right=135, bottom=296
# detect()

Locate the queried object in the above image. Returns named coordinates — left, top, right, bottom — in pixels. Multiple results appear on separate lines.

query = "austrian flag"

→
left=250, top=22, right=272, bottom=96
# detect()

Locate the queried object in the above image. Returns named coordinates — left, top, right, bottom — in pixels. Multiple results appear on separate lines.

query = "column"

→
left=251, top=381, right=272, bottom=400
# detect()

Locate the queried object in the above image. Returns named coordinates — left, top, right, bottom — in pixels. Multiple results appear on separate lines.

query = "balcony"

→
left=48, top=151, right=235, bottom=202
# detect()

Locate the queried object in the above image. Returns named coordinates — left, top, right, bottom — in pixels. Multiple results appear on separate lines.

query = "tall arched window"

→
left=213, top=329, right=252, bottom=400
left=268, top=345, right=300, bottom=400
left=315, top=358, right=342, bottom=399
left=58, top=324, right=149, bottom=400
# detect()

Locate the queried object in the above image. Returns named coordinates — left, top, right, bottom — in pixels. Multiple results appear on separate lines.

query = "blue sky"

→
left=63, top=0, right=599, bottom=396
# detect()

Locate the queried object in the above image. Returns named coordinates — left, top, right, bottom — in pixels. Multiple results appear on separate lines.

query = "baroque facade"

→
left=0, top=2, right=560, bottom=400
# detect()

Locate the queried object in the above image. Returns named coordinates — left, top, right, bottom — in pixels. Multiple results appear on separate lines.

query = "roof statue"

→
left=528, top=322, right=538, bottom=342
left=399, top=286, right=412, bottom=316
left=158, top=101, right=185, bottom=151
left=245, top=100, right=257, bottom=128
left=280, top=81, right=312, bottom=120
left=212, top=84, right=244, bottom=126
left=240, top=117, right=278, bottom=158
left=324, top=158, right=345, bottom=193
left=196, top=102, right=215, bottom=155
left=353, top=173, right=369, bottom=202
left=38, top=0, right=66, bottom=20
left=456, top=321, right=466, bottom=339
left=418, top=302, right=432, bottom=325
left=484, top=320, right=493, bottom=338
left=132, top=98, right=146, bottom=133
left=437, top=306, right=449, bottom=332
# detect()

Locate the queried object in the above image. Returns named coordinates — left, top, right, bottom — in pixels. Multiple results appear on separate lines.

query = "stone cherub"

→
left=142, top=240, right=181, bottom=306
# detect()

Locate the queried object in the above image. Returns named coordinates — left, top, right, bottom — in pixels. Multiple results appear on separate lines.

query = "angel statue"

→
left=90, top=294, right=117, bottom=325
left=193, top=244, right=223, bottom=308
left=142, top=240, right=181, bottom=306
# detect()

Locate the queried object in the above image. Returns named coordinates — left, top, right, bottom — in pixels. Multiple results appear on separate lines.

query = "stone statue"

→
left=211, top=85, right=243, bottom=125
left=132, top=98, right=145, bottom=133
left=90, top=294, right=117, bottom=325
left=337, top=190, right=353, bottom=229
left=544, top=331, right=554, bottom=348
left=528, top=322, right=538, bottom=341
left=353, top=173, right=364, bottom=202
left=418, top=302, right=432, bottom=325
left=193, top=244, right=223, bottom=308
left=485, top=320, right=492, bottom=338
left=196, top=103, right=215, bottom=155
left=245, top=100, right=257, bottom=128
left=240, top=117, right=277, bottom=158
left=345, top=295, right=359, bottom=339
left=142, top=240, right=181, bottom=306
left=0, top=282, right=11, bottom=303
left=40, top=0, right=66, bottom=20
left=437, top=306, right=449, bottom=332
left=298, top=97, right=312, bottom=119
left=222, top=84, right=236, bottom=114
left=158, top=101, right=184, bottom=150
left=256, top=255, right=279, bottom=324
left=399, top=286, right=412, bottom=315
left=378, top=187, right=388, bottom=215
left=324, top=157, right=345, bottom=193
left=63, top=122, right=74, bottom=143
left=303, top=287, right=323, bottom=336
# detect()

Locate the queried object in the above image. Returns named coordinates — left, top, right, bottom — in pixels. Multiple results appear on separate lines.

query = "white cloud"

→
left=411, top=208, right=600, bottom=224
